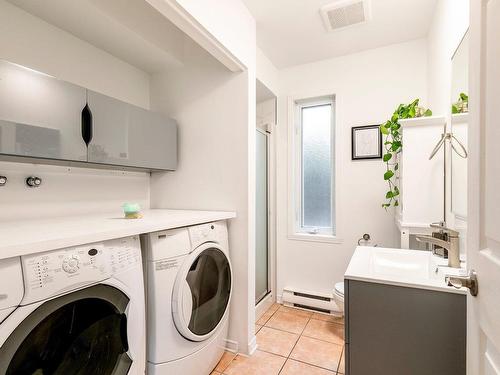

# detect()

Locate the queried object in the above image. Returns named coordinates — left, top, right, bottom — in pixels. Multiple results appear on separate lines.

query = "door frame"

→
left=255, top=123, right=277, bottom=318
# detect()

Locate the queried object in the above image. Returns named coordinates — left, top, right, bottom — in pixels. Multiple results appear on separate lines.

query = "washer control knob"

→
left=0, top=176, right=7, bottom=186
left=62, top=255, right=80, bottom=273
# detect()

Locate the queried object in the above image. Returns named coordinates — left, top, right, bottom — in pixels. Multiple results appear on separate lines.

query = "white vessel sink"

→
left=345, top=246, right=467, bottom=294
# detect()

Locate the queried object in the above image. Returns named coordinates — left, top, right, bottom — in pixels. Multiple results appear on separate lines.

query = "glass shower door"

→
left=256, top=129, right=270, bottom=304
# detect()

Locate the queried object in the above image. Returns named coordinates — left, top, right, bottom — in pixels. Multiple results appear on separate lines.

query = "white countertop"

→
left=344, top=246, right=467, bottom=295
left=0, top=209, right=236, bottom=260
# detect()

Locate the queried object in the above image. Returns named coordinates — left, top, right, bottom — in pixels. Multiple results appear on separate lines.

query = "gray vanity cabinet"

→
left=344, top=280, right=466, bottom=375
left=87, top=90, right=177, bottom=170
left=0, top=60, right=87, bottom=162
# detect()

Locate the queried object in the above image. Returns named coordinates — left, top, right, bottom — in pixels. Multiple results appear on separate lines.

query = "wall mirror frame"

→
left=450, top=30, right=469, bottom=221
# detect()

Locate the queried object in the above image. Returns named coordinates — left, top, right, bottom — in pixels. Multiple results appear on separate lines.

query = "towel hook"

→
left=428, top=133, right=468, bottom=160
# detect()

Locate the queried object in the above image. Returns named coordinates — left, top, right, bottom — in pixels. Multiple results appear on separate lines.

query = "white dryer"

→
left=143, top=220, right=232, bottom=375
left=0, top=236, right=146, bottom=375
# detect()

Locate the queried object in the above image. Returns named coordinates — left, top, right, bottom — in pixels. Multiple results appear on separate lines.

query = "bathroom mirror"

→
left=450, top=31, right=469, bottom=220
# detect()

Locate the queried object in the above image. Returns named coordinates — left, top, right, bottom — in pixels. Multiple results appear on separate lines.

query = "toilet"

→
left=332, top=282, right=345, bottom=316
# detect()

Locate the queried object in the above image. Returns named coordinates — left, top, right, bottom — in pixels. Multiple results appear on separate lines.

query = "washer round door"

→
left=172, top=243, right=232, bottom=342
left=0, top=284, right=132, bottom=375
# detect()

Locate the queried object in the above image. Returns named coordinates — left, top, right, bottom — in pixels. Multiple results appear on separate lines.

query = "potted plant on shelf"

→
left=452, top=92, right=468, bottom=114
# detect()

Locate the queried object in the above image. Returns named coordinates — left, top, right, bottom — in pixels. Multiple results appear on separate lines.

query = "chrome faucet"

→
left=415, top=223, right=461, bottom=268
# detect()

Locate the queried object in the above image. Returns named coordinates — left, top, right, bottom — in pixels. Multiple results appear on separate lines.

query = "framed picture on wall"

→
left=351, top=125, right=382, bottom=160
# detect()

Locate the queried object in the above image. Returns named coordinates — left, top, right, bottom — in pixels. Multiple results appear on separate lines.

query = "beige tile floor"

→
left=211, top=303, right=345, bottom=375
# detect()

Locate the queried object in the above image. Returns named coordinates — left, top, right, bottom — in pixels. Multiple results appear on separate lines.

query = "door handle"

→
left=446, top=270, right=478, bottom=296
left=81, top=99, right=93, bottom=146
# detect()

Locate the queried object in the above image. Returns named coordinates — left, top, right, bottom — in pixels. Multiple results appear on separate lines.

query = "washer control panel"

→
left=21, top=236, right=141, bottom=305
left=188, top=221, right=228, bottom=249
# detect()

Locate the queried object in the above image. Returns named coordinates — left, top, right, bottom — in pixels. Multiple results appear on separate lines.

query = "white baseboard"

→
left=276, top=293, right=283, bottom=304
left=223, top=339, right=239, bottom=353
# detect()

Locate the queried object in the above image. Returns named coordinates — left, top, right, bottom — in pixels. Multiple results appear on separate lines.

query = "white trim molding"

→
left=247, top=335, right=258, bottom=356
left=287, top=233, right=344, bottom=244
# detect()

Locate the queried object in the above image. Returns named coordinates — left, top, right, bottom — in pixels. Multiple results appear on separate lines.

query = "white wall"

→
left=0, top=0, right=151, bottom=221
left=0, top=162, right=150, bottom=221
left=276, top=39, right=428, bottom=298
left=149, top=36, right=257, bottom=354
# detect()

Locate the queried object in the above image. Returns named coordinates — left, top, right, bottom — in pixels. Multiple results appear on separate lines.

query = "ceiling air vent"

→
left=320, top=0, right=371, bottom=32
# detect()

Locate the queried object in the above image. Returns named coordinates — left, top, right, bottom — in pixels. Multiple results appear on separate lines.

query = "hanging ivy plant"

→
left=380, top=99, right=432, bottom=209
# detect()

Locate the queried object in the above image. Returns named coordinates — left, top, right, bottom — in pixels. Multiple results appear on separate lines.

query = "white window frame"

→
left=289, top=95, right=338, bottom=241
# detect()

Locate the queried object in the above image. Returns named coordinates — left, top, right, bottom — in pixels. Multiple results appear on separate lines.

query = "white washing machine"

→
left=142, top=220, right=232, bottom=375
left=0, top=236, right=146, bottom=375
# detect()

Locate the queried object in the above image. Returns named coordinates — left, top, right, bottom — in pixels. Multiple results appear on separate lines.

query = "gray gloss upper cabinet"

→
left=0, top=60, right=87, bottom=162
left=87, top=90, right=177, bottom=170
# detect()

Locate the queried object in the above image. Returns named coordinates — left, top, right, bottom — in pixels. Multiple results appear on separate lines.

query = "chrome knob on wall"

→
left=26, top=176, right=42, bottom=188
left=0, top=176, right=7, bottom=186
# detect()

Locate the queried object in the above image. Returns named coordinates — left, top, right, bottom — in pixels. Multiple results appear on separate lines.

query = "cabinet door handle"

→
left=81, top=102, right=93, bottom=146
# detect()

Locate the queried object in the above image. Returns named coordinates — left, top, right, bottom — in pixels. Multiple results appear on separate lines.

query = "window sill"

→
left=287, top=233, right=344, bottom=244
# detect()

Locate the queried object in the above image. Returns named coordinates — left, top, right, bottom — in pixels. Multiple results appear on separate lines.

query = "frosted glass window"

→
left=294, top=97, right=335, bottom=235
left=301, top=104, right=332, bottom=229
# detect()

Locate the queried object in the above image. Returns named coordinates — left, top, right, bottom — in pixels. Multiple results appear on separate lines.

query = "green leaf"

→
left=394, top=163, right=399, bottom=171
left=391, top=141, right=402, bottom=151
left=394, top=200, right=399, bottom=207
left=409, top=106, right=416, bottom=118
left=384, top=170, right=394, bottom=180
left=391, top=114, right=399, bottom=122
left=380, top=125, right=389, bottom=135
left=452, top=104, right=459, bottom=114
left=424, top=109, right=433, bottom=116
left=386, top=191, right=394, bottom=199
left=460, top=92, right=468, bottom=101
left=383, top=153, right=392, bottom=162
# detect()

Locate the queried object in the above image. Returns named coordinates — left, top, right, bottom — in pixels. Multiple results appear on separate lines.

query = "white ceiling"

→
left=243, top=0, right=437, bottom=69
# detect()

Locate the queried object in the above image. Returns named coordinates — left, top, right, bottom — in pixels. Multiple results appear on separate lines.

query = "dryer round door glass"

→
left=0, top=284, right=132, bottom=375
left=176, top=247, right=232, bottom=338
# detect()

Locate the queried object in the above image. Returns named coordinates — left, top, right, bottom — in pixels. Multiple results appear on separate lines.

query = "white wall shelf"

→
left=451, top=112, right=469, bottom=124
